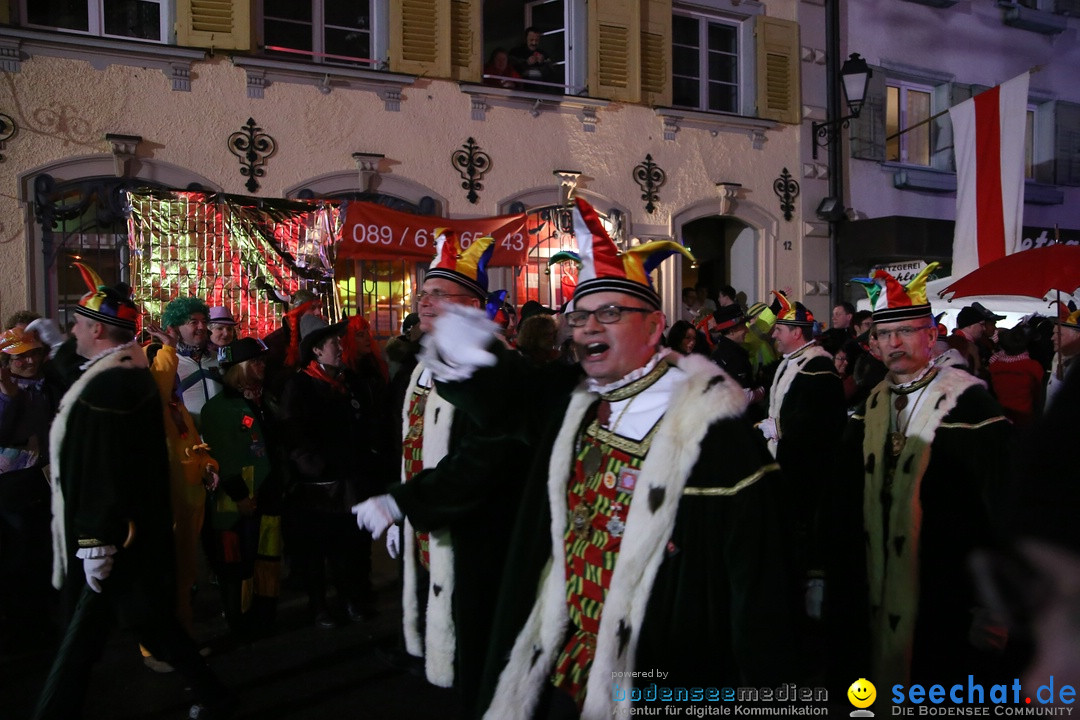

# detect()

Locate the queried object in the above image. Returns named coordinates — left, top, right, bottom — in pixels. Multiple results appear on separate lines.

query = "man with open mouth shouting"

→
left=421, top=198, right=797, bottom=720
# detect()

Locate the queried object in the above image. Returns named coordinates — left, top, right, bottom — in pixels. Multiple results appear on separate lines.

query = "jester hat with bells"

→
left=73, top=262, right=139, bottom=332
left=770, top=290, right=816, bottom=328
left=852, top=262, right=940, bottom=324
left=425, top=229, right=496, bottom=300
left=564, top=197, right=694, bottom=309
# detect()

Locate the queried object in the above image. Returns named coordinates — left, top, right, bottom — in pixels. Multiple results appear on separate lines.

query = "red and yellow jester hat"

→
left=570, top=197, right=694, bottom=309
left=425, top=229, right=496, bottom=300
left=1055, top=301, right=1080, bottom=331
left=858, top=262, right=940, bottom=324
left=73, top=262, right=139, bottom=332
left=770, top=290, right=816, bottom=327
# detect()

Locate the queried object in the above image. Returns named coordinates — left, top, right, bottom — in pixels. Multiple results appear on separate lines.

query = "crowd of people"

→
left=1, top=199, right=1078, bottom=719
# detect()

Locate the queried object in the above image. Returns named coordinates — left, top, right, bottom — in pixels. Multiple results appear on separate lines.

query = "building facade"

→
left=0, top=0, right=850, bottom=336
left=835, top=0, right=1080, bottom=302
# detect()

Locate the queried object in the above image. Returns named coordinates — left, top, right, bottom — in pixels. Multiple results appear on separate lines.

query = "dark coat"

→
left=279, top=366, right=394, bottom=514
left=51, top=347, right=175, bottom=606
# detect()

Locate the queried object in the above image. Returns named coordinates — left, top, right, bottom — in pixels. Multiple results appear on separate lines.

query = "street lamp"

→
left=811, top=53, right=872, bottom=160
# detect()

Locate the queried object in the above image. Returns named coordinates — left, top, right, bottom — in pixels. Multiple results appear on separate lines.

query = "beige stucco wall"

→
left=0, top=51, right=811, bottom=321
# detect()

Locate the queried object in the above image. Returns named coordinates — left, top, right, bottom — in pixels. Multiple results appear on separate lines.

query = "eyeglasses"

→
left=416, top=290, right=475, bottom=302
left=564, top=305, right=653, bottom=328
left=874, top=325, right=933, bottom=342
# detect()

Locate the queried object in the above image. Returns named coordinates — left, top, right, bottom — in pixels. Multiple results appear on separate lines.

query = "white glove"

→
left=351, top=494, right=403, bottom=539
left=26, top=317, right=66, bottom=358
left=76, top=545, right=117, bottom=593
left=418, top=304, right=500, bottom=382
left=756, top=417, right=778, bottom=442
left=386, top=525, right=401, bottom=559
left=805, top=578, right=825, bottom=620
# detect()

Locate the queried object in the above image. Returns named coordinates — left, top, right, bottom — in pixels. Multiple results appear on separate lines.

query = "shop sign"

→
left=339, top=201, right=530, bottom=266
left=878, top=260, right=930, bottom=284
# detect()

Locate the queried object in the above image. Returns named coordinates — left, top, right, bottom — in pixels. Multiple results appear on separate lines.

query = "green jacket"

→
left=200, top=389, right=272, bottom=530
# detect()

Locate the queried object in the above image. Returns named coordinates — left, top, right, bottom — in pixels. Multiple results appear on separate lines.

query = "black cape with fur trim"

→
left=827, top=378, right=1013, bottom=689
left=387, top=367, right=538, bottom=715
left=56, top=360, right=176, bottom=604
left=439, top=352, right=799, bottom=719
left=773, top=352, right=846, bottom=574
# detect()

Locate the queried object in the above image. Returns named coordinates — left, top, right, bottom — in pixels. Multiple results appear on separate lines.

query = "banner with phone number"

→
left=338, top=200, right=530, bottom=266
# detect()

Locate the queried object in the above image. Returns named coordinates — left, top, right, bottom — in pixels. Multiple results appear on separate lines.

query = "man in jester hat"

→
left=351, top=231, right=529, bottom=715
left=758, top=290, right=845, bottom=620
left=421, top=198, right=797, bottom=719
left=828, top=262, right=1014, bottom=694
left=34, top=264, right=231, bottom=720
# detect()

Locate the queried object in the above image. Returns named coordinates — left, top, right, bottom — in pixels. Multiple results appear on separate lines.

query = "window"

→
left=672, top=11, right=739, bottom=113
left=885, top=81, right=935, bottom=166
left=524, top=0, right=567, bottom=90
left=482, top=0, right=585, bottom=95
left=22, top=0, right=171, bottom=43
left=261, top=0, right=385, bottom=67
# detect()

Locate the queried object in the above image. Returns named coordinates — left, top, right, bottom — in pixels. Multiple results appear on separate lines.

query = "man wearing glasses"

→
left=422, top=199, right=796, bottom=719
left=830, top=263, right=1012, bottom=694
left=352, top=232, right=529, bottom=717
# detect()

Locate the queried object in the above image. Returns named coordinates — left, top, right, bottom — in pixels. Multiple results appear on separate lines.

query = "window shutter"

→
left=754, top=16, right=800, bottom=124
left=390, top=0, right=449, bottom=77
left=640, top=0, right=671, bottom=107
left=848, top=65, right=886, bottom=161
left=449, top=0, right=480, bottom=83
left=588, top=0, right=640, bottom=102
left=931, top=82, right=953, bottom=171
left=1054, top=100, right=1080, bottom=186
left=175, top=0, right=251, bottom=51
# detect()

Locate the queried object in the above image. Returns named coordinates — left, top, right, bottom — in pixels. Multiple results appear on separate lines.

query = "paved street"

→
left=1, top=550, right=462, bottom=720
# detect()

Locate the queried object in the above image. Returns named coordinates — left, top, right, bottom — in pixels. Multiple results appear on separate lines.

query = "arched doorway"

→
left=679, top=215, right=757, bottom=307
left=673, top=198, right=777, bottom=312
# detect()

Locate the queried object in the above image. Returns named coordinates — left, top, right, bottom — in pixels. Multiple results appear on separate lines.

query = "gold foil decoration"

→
left=126, top=189, right=343, bottom=340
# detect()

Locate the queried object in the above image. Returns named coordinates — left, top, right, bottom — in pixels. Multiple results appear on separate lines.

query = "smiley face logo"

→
left=847, top=678, right=876, bottom=709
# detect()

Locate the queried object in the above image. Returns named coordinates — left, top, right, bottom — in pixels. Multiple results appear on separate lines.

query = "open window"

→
left=482, top=0, right=585, bottom=95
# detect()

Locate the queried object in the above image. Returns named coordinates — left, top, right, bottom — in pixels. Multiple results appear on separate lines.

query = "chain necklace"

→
left=889, top=368, right=938, bottom=456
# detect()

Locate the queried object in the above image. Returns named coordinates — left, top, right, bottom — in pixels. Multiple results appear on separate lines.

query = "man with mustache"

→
left=830, top=263, right=1012, bottom=693
left=423, top=199, right=796, bottom=719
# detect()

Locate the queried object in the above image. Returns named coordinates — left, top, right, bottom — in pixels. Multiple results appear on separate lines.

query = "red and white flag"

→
left=949, top=72, right=1029, bottom=279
